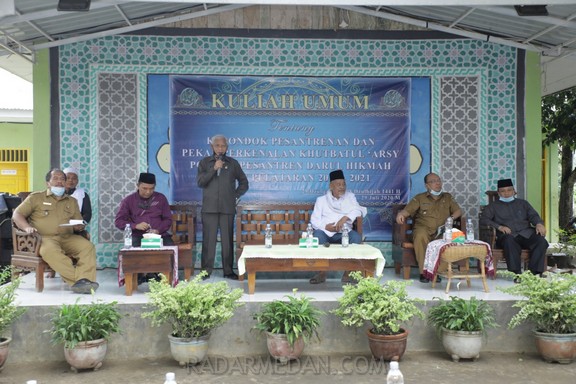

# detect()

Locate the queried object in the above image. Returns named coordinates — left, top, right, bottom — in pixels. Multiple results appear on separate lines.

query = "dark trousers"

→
left=497, top=232, right=548, bottom=274
left=201, top=212, right=235, bottom=275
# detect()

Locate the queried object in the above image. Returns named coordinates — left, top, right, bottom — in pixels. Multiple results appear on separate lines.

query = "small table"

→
left=118, top=246, right=179, bottom=296
left=424, top=240, right=494, bottom=294
left=238, top=244, right=385, bottom=294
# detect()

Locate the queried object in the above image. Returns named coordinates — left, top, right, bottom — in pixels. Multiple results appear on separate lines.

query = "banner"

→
left=170, top=75, right=410, bottom=207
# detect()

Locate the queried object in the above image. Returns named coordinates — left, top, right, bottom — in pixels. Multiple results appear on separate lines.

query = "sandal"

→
left=309, top=272, right=326, bottom=284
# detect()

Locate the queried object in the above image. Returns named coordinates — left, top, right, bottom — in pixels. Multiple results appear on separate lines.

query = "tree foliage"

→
left=542, top=88, right=576, bottom=228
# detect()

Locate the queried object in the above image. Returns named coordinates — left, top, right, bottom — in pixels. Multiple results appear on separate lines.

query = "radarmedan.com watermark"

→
left=185, top=356, right=390, bottom=376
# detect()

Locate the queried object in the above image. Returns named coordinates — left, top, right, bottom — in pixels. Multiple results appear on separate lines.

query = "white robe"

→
left=310, top=190, right=367, bottom=237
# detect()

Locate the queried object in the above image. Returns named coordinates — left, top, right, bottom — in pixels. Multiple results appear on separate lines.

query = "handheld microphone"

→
left=216, top=155, right=221, bottom=176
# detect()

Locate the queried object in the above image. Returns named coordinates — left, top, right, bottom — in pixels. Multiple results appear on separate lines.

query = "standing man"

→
left=480, top=178, right=548, bottom=279
left=309, top=169, right=367, bottom=284
left=115, top=172, right=174, bottom=247
left=63, top=166, right=92, bottom=224
left=12, top=169, right=99, bottom=294
left=395, top=172, right=462, bottom=283
left=197, top=134, right=249, bottom=280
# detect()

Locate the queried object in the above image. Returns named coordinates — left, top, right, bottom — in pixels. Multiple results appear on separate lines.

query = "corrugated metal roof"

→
left=1, top=1, right=576, bottom=93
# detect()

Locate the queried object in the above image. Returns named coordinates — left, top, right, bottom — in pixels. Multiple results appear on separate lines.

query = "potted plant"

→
left=427, top=296, right=498, bottom=362
left=499, top=271, right=576, bottom=364
left=0, top=268, right=26, bottom=372
left=253, top=289, right=324, bottom=364
left=331, top=271, right=425, bottom=361
left=49, top=298, right=122, bottom=372
left=142, top=272, right=244, bottom=366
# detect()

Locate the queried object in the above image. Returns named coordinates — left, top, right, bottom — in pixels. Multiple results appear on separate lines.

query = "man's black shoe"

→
left=201, top=274, right=211, bottom=281
left=71, top=278, right=99, bottom=294
left=224, top=273, right=239, bottom=280
left=419, top=274, right=441, bottom=283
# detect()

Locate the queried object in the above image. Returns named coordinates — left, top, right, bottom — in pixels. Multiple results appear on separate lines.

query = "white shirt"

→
left=70, top=187, right=86, bottom=211
left=311, top=190, right=367, bottom=237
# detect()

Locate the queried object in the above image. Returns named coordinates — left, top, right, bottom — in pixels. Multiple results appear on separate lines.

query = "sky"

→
left=0, top=67, right=33, bottom=110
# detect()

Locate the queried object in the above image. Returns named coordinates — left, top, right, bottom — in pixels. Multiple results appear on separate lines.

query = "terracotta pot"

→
left=168, top=334, right=210, bottom=366
left=366, top=328, right=408, bottom=361
left=0, top=337, right=11, bottom=372
left=266, top=332, right=305, bottom=364
left=441, top=329, right=483, bottom=362
left=64, top=338, right=108, bottom=372
left=533, top=330, right=576, bottom=364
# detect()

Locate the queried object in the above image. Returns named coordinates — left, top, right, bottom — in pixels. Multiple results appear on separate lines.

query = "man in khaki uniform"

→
left=395, top=172, right=462, bottom=283
left=13, top=169, right=98, bottom=293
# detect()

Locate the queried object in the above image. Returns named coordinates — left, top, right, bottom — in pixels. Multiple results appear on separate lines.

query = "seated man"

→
left=114, top=172, right=174, bottom=247
left=63, top=166, right=92, bottom=224
left=479, top=178, right=548, bottom=280
left=115, top=172, right=174, bottom=284
left=395, top=172, right=462, bottom=283
left=309, top=169, right=367, bottom=284
left=12, top=169, right=98, bottom=294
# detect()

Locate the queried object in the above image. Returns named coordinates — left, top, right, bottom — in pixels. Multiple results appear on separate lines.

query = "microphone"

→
left=216, top=155, right=221, bottom=176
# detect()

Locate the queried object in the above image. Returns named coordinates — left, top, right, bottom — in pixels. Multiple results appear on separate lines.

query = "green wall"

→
left=31, top=49, right=52, bottom=190
left=0, top=122, right=33, bottom=147
left=524, top=51, right=543, bottom=213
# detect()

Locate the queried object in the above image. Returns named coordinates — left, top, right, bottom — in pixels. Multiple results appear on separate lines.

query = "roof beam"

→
left=33, top=4, right=250, bottom=50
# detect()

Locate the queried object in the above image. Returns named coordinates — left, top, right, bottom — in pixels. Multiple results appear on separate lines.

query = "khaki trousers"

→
left=39, top=234, right=97, bottom=285
left=412, top=227, right=447, bottom=274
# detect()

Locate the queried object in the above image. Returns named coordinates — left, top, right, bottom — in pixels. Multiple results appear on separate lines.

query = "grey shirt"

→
left=480, top=198, right=544, bottom=239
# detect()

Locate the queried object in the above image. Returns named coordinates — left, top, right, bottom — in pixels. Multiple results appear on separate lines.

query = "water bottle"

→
left=306, top=223, right=314, bottom=248
left=466, top=218, right=475, bottom=241
left=123, top=223, right=132, bottom=248
left=341, top=223, right=349, bottom=247
left=444, top=216, right=453, bottom=242
left=265, top=223, right=273, bottom=248
left=164, top=372, right=177, bottom=384
left=386, top=361, right=404, bottom=384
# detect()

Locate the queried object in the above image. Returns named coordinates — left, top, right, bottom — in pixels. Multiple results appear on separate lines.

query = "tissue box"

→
left=299, top=238, right=319, bottom=248
left=141, top=238, right=163, bottom=248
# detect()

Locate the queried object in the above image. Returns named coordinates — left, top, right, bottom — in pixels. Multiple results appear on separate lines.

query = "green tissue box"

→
left=141, top=238, right=163, bottom=248
left=299, top=238, right=319, bottom=248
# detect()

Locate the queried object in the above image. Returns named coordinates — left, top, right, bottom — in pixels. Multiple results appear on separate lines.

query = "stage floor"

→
left=14, top=266, right=520, bottom=307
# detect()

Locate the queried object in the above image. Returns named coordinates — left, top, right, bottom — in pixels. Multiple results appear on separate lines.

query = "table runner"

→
left=423, top=239, right=494, bottom=280
left=117, top=245, right=179, bottom=287
left=238, top=243, right=385, bottom=276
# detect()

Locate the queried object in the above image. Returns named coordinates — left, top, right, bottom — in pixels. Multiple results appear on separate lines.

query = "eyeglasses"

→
left=138, top=202, right=151, bottom=210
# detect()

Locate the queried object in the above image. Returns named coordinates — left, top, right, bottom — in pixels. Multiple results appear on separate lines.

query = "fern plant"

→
left=143, top=272, right=244, bottom=339
left=253, top=289, right=324, bottom=346
left=49, top=298, right=122, bottom=349
left=331, top=271, right=424, bottom=335
left=427, top=296, right=498, bottom=337
left=0, top=267, right=26, bottom=338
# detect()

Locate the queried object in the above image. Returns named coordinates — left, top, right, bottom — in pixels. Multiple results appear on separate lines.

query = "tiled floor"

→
left=14, top=266, right=521, bottom=307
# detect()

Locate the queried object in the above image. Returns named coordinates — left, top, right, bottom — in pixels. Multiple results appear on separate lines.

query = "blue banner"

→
left=170, top=76, right=410, bottom=212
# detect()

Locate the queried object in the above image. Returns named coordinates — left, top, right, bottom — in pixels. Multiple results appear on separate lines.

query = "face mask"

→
left=51, top=186, right=66, bottom=197
left=499, top=196, right=515, bottom=203
left=430, top=189, right=443, bottom=196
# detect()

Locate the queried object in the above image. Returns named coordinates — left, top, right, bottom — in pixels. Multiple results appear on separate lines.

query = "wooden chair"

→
left=478, top=204, right=539, bottom=277
left=11, top=223, right=88, bottom=292
left=169, top=204, right=197, bottom=280
left=392, top=204, right=465, bottom=280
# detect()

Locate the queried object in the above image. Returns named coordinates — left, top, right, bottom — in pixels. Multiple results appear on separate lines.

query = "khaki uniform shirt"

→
left=15, top=190, right=83, bottom=236
left=404, top=191, right=461, bottom=236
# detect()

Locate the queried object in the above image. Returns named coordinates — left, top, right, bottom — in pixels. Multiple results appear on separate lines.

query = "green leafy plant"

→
left=498, top=271, right=576, bottom=334
left=0, top=267, right=26, bottom=338
left=427, top=296, right=498, bottom=337
left=49, top=298, right=122, bottom=349
left=142, top=272, right=244, bottom=339
left=331, top=271, right=424, bottom=335
left=253, top=289, right=324, bottom=346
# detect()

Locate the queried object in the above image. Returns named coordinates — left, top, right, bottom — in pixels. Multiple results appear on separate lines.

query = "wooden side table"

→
left=119, top=249, right=175, bottom=296
left=431, top=244, right=489, bottom=294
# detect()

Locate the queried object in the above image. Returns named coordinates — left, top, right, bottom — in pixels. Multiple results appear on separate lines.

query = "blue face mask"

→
left=430, top=189, right=443, bottom=196
left=499, top=196, right=515, bottom=203
left=51, top=186, right=66, bottom=197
